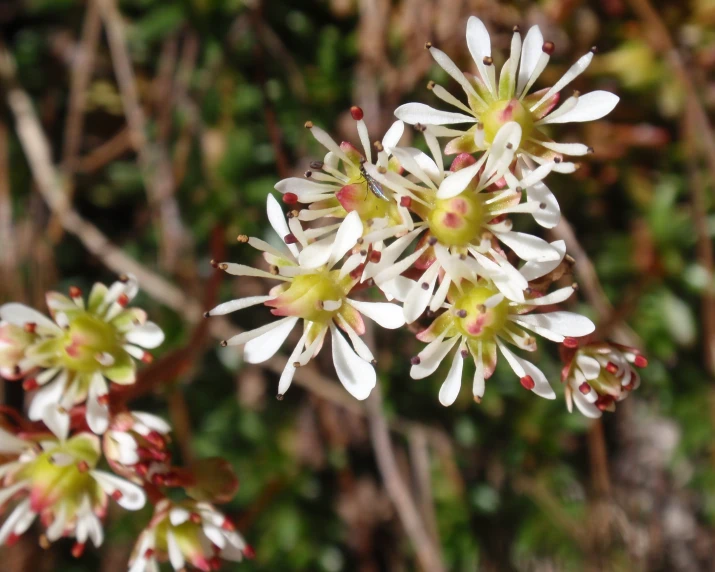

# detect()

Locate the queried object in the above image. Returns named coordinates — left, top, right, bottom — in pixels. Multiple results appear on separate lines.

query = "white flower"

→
left=562, top=341, right=647, bottom=418
left=129, top=499, right=251, bottom=572
left=394, top=16, right=619, bottom=160
left=206, top=194, right=405, bottom=400
left=409, top=248, right=594, bottom=406
left=0, top=430, right=145, bottom=555
left=274, top=109, right=413, bottom=248
left=0, top=276, right=164, bottom=438
left=362, top=122, right=573, bottom=318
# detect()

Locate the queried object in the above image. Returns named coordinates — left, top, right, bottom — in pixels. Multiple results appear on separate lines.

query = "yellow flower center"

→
left=427, top=194, right=484, bottom=247
left=61, top=313, right=122, bottom=371
left=453, top=284, right=509, bottom=340
left=281, top=271, right=349, bottom=324
left=482, top=98, right=534, bottom=144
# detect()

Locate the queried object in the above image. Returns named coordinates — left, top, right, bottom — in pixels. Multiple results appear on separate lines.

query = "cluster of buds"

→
left=208, top=16, right=646, bottom=416
left=0, top=276, right=249, bottom=569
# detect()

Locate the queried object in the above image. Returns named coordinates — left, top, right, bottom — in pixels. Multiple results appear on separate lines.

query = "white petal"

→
left=28, top=371, right=66, bottom=419
left=496, top=339, right=555, bottom=399
left=437, top=153, right=488, bottom=199
left=520, top=164, right=560, bottom=229
left=517, top=311, right=595, bottom=339
left=225, top=316, right=297, bottom=347
left=530, top=51, right=594, bottom=111
left=0, top=500, right=34, bottom=544
left=466, top=16, right=495, bottom=95
left=166, top=530, right=186, bottom=570
left=275, top=177, right=331, bottom=196
left=381, top=120, right=405, bottom=152
left=335, top=315, right=374, bottom=363
left=543, top=91, right=619, bottom=124
left=170, top=507, right=191, bottom=526
left=438, top=349, right=464, bottom=406
left=394, top=102, right=475, bottom=126
left=220, top=263, right=290, bottom=281
left=576, top=355, right=601, bottom=380
left=572, top=389, right=602, bottom=418
left=516, top=25, right=544, bottom=95
left=376, top=276, right=415, bottom=303
left=537, top=141, right=591, bottom=156
left=243, top=317, right=299, bottom=364
left=87, top=374, right=109, bottom=435
left=471, top=343, right=485, bottom=399
left=346, top=299, right=405, bottom=329
left=330, top=324, right=376, bottom=400
left=0, top=480, right=27, bottom=508
left=522, top=286, right=575, bottom=306
left=267, top=194, right=299, bottom=257
left=0, top=428, right=29, bottom=454
left=403, top=263, right=439, bottom=324
left=519, top=240, right=566, bottom=280
left=125, top=322, right=164, bottom=349
left=309, top=125, right=354, bottom=164
left=374, top=245, right=428, bottom=285
left=206, top=296, right=272, bottom=317
left=0, top=303, right=60, bottom=332
left=411, top=336, right=459, bottom=380
left=429, top=47, right=480, bottom=101
left=91, top=470, right=146, bottom=510
left=46, top=502, right=67, bottom=541
left=277, top=330, right=308, bottom=396
left=132, top=412, right=171, bottom=435
left=328, top=211, right=363, bottom=268
left=496, top=231, right=561, bottom=262
left=298, top=234, right=335, bottom=269
left=482, top=123, right=521, bottom=185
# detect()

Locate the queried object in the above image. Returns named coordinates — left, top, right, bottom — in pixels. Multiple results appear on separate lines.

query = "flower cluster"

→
left=0, top=277, right=249, bottom=569
left=209, top=16, right=644, bottom=416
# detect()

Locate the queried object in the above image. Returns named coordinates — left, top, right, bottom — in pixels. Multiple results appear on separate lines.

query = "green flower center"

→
left=427, top=194, right=484, bottom=247
left=482, top=98, right=534, bottom=144
left=61, top=313, right=122, bottom=371
left=453, top=284, right=509, bottom=340
left=281, top=271, right=349, bottom=324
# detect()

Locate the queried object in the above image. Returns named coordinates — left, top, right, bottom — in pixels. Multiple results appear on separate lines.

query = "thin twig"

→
left=365, top=384, right=445, bottom=572
left=48, top=0, right=102, bottom=241
left=96, top=0, right=187, bottom=272
left=0, top=119, right=22, bottom=301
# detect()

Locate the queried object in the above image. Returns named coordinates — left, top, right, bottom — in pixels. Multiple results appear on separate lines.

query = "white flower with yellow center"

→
left=275, top=108, right=413, bottom=246
left=206, top=194, right=405, bottom=400
left=395, top=16, right=619, bottom=161
left=409, top=250, right=594, bottom=405
left=129, top=499, right=250, bottom=572
left=0, top=429, right=145, bottom=556
left=363, top=122, right=574, bottom=319
left=0, top=277, right=164, bottom=438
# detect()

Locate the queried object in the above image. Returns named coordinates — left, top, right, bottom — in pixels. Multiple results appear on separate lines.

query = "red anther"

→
left=97, top=394, right=110, bottom=406
left=520, top=375, right=535, bottom=390
left=76, top=461, right=90, bottom=473
left=209, top=556, right=223, bottom=570
left=71, top=542, right=86, bottom=558
left=22, top=378, right=39, bottom=391
left=117, top=293, right=130, bottom=307
left=6, top=533, right=20, bottom=547
left=369, top=250, right=382, bottom=263
left=633, top=355, right=648, bottom=368
left=410, top=356, right=421, bottom=365
left=595, top=395, right=614, bottom=411
left=190, top=512, right=202, bottom=524
left=399, top=196, right=412, bottom=208
left=282, top=192, right=298, bottom=205
left=141, top=352, right=154, bottom=364
left=135, top=463, right=149, bottom=476
left=243, top=545, right=256, bottom=559
left=144, top=549, right=155, bottom=559
left=111, top=490, right=124, bottom=501
left=210, top=259, right=219, bottom=269
left=350, top=106, right=364, bottom=121
left=562, top=337, right=579, bottom=349
left=542, top=41, right=555, bottom=55
left=24, top=322, right=37, bottom=334
left=69, top=286, right=82, bottom=299
left=349, top=264, right=365, bottom=280
left=605, top=362, right=618, bottom=374
left=145, top=431, right=166, bottom=449
left=284, top=233, right=298, bottom=245
left=151, top=473, right=166, bottom=486
left=487, top=214, right=507, bottom=225
left=578, top=382, right=591, bottom=395
left=623, top=382, right=635, bottom=391
left=221, top=518, right=236, bottom=531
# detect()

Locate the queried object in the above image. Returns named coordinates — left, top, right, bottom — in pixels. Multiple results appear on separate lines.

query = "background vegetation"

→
left=1, top=0, right=714, bottom=570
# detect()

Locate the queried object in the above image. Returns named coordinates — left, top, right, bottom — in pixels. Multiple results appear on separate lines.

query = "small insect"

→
left=359, top=159, right=389, bottom=202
